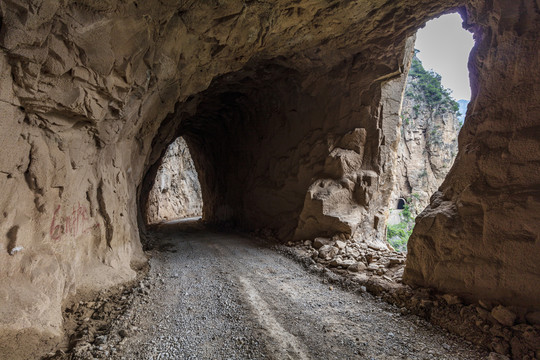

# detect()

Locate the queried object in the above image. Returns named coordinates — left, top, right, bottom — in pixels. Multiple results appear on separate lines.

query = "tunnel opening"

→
left=386, top=12, right=474, bottom=253
left=175, top=64, right=311, bottom=237
left=140, top=48, right=412, bottom=247
left=145, top=136, right=203, bottom=225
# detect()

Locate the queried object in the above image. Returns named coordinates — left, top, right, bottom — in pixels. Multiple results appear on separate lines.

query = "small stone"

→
left=479, top=299, right=493, bottom=310
left=340, top=259, right=355, bottom=267
left=335, top=240, right=346, bottom=249
left=304, top=240, right=312, bottom=247
left=347, top=262, right=366, bottom=272
left=94, top=335, right=107, bottom=345
left=313, top=237, right=332, bottom=249
left=329, top=257, right=342, bottom=267
left=400, top=307, right=408, bottom=315
left=118, top=329, right=129, bottom=338
left=367, top=264, right=379, bottom=271
left=331, top=233, right=347, bottom=242
left=491, top=306, right=517, bottom=327
left=367, top=243, right=386, bottom=251
left=525, top=311, right=540, bottom=325
left=442, top=294, right=462, bottom=305
left=348, top=248, right=361, bottom=258
left=476, top=306, right=490, bottom=320
left=318, top=244, right=338, bottom=260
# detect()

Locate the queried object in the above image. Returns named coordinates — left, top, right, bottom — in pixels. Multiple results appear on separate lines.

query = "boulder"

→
left=491, top=306, right=517, bottom=327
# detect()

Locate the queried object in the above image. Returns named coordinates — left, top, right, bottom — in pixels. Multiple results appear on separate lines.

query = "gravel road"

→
left=104, top=220, right=486, bottom=360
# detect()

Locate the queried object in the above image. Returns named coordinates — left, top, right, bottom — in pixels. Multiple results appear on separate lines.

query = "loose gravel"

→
left=64, top=220, right=488, bottom=359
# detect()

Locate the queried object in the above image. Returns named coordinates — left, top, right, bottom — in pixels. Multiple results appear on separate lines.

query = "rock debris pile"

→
left=282, top=238, right=540, bottom=360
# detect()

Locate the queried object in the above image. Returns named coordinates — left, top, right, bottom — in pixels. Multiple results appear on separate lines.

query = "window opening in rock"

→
left=387, top=13, right=474, bottom=252
left=146, top=136, right=203, bottom=224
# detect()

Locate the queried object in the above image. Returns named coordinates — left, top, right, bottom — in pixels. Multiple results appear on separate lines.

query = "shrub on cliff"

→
left=408, top=54, right=459, bottom=115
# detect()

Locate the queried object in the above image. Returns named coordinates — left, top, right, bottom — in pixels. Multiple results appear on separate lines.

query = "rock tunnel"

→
left=0, top=0, right=539, bottom=356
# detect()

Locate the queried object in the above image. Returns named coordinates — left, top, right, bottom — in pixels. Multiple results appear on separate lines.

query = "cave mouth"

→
left=386, top=12, right=474, bottom=252
left=145, top=136, right=203, bottom=225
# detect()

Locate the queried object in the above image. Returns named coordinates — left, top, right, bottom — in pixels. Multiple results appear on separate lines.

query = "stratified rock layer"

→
left=146, top=137, right=202, bottom=224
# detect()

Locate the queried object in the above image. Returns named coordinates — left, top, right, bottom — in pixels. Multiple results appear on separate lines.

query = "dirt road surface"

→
left=100, top=221, right=486, bottom=360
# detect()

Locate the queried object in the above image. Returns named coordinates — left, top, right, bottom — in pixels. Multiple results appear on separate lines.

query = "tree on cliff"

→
left=407, top=54, right=460, bottom=116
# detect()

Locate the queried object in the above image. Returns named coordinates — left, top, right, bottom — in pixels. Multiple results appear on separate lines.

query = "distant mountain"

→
left=457, top=99, right=469, bottom=124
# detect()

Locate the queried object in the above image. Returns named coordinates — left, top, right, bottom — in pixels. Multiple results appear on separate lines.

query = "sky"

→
left=414, top=13, right=475, bottom=101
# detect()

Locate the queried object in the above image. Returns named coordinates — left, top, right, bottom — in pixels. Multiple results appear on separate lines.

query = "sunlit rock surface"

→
left=146, top=137, right=202, bottom=224
left=391, top=58, right=461, bottom=215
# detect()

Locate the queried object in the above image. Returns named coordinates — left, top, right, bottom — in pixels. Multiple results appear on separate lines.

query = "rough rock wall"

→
left=404, top=0, right=540, bottom=310
left=0, top=1, right=463, bottom=356
left=3, top=0, right=539, bottom=357
left=0, top=44, right=143, bottom=357
left=392, top=63, right=461, bottom=214
left=146, top=137, right=202, bottom=224
left=176, top=53, right=413, bottom=251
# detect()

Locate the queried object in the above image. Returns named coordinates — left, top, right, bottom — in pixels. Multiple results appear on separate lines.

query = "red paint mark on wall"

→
left=50, top=203, right=99, bottom=241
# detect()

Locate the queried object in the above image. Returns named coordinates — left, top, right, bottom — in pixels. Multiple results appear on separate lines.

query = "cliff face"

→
left=392, top=57, right=461, bottom=215
left=146, top=137, right=202, bottom=224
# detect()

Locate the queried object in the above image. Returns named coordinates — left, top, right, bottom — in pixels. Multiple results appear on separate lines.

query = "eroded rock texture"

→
left=404, top=0, right=540, bottom=311
left=175, top=59, right=411, bottom=251
left=1, top=2, right=455, bottom=356
left=0, top=0, right=538, bottom=357
left=145, top=137, right=202, bottom=224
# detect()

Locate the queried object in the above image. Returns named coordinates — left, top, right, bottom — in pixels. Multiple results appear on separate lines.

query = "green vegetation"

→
left=412, top=104, right=420, bottom=117
left=387, top=196, right=417, bottom=252
left=428, top=124, right=444, bottom=146
left=400, top=114, right=411, bottom=126
left=408, top=54, right=460, bottom=115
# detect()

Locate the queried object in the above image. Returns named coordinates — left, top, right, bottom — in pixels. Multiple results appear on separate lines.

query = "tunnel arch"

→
left=138, top=8, right=474, bottom=247
left=1, top=1, right=539, bottom=358
left=139, top=47, right=415, bottom=247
